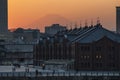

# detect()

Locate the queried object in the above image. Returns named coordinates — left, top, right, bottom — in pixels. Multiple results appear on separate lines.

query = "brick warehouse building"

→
left=33, top=24, right=120, bottom=71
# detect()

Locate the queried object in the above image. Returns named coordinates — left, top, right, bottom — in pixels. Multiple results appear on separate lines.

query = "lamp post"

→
left=35, top=69, right=38, bottom=80
left=42, top=64, right=45, bottom=70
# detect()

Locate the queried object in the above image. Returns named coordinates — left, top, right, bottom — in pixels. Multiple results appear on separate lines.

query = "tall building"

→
left=0, top=0, right=8, bottom=34
left=116, top=7, right=120, bottom=33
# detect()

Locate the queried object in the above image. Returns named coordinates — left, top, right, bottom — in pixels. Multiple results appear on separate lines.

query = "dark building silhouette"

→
left=45, top=24, right=67, bottom=35
left=0, top=0, right=8, bottom=34
left=0, top=39, right=34, bottom=65
left=116, top=7, right=120, bottom=33
left=34, top=24, right=120, bottom=71
left=74, top=36, right=120, bottom=71
left=13, top=28, right=40, bottom=42
left=0, top=40, right=7, bottom=65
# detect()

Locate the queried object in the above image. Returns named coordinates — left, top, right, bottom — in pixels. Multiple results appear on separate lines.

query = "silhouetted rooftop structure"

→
left=45, top=24, right=67, bottom=35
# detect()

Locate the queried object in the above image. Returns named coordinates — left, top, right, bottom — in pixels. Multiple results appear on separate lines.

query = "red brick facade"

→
left=74, top=36, right=120, bottom=71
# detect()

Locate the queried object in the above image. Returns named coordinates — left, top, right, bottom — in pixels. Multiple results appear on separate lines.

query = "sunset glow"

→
left=8, top=0, right=118, bottom=32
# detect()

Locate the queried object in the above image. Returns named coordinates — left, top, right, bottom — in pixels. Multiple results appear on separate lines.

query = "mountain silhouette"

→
left=26, top=14, right=71, bottom=32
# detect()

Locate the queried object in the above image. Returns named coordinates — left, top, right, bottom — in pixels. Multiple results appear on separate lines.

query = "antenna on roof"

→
left=85, top=20, right=88, bottom=27
left=74, top=21, right=77, bottom=28
left=91, top=19, right=93, bottom=26
left=97, top=17, right=100, bottom=25
left=70, top=22, right=73, bottom=29
left=80, top=20, right=82, bottom=27
left=66, top=23, right=68, bottom=29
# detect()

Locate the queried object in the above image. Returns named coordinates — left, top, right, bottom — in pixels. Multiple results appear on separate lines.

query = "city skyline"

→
left=8, top=0, right=119, bottom=32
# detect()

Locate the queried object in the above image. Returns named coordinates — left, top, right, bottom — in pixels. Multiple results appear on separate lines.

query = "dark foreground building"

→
left=0, top=0, right=8, bottom=34
left=34, top=24, right=120, bottom=71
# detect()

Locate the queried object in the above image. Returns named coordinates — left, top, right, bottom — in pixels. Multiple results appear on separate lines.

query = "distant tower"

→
left=116, top=7, right=120, bottom=33
left=0, top=0, right=8, bottom=34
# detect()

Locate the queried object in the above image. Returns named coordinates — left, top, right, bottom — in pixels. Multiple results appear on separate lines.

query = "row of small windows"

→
left=96, top=46, right=115, bottom=51
left=81, top=56, right=90, bottom=59
left=94, top=63, right=102, bottom=67
left=80, top=63, right=90, bottom=67
left=37, top=46, right=115, bottom=53
left=80, top=46, right=115, bottom=51
left=80, top=46, right=90, bottom=51
left=96, top=55, right=102, bottom=59
left=80, top=63, right=103, bottom=67
left=80, top=55, right=102, bottom=59
left=79, top=63, right=116, bottom=68
left=108, top=46, right=115, bottom=51
left=96, top=47, right=101, bottom=51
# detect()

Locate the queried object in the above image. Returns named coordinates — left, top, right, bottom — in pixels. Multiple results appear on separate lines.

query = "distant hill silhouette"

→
left=26, top=14, right=71, bottom=32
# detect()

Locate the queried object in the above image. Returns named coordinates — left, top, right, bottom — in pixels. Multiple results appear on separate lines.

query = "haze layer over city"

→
left=8, top=0, right=119, bottom=32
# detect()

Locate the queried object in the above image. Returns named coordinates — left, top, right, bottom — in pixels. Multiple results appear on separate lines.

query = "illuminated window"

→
left=96, top=55, right=99, bottom=59
left=87, top=56, right=90, bottom=58
left=84, top=56, right=87, bottom=59
left=99, top=55, right=102, bottom=59
left=96, top=55, right=102, bottom=59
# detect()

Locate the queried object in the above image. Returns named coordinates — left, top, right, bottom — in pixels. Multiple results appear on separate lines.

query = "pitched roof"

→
left=72, top=25, right=120, bottom=43
left=39, top=24, right=120, bottom=44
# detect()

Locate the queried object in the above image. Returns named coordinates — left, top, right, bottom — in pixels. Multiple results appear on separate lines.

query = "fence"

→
left=0, top=71, right=120, bottom=77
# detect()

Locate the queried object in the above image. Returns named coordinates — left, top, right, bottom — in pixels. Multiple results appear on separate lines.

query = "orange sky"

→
left=8, top=0, right=119, bottom=32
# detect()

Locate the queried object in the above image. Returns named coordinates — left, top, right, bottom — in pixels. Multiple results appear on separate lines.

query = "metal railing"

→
left=0, top=71, right=119, bottom=77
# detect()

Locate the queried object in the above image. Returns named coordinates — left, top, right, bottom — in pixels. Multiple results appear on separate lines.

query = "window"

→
left=84, top=56, right=87, bottom=59
left=96, top=55, right=99, bottom=59
left=81, top=62, right=90, bottom=67
left=0, top=52, right=5, bottom=57
left=96, top=46, right=101, bottom=51
left=95, top=63, right=102, bottom=67
left=81, top=56, right=83, bottom=59
left=80, top=46, right=90, bottom=51
left=109, top=46, right=115, bottom=51
left=87, top=56, right=90, bottom=59
left=99, top=55, right=102, bottom=59
left=81, top=55, right=90, bottom=59
left=96, top=55, right=102, bottom=59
